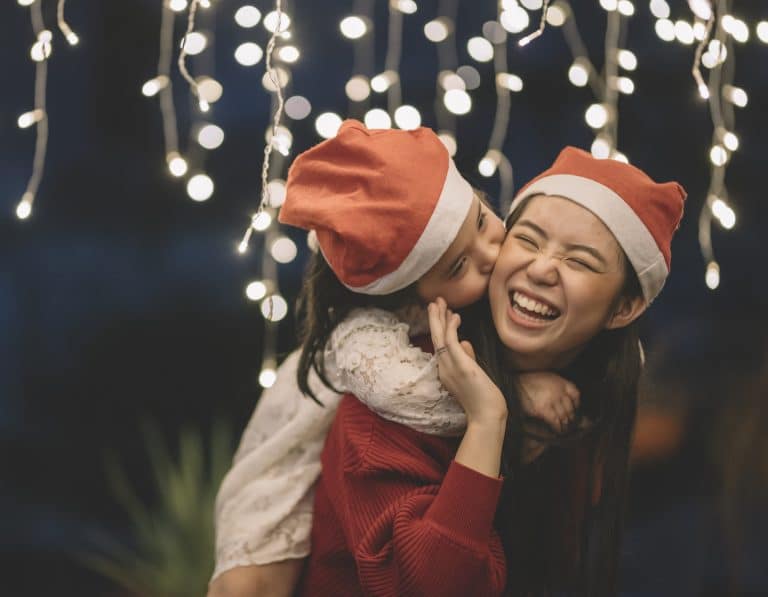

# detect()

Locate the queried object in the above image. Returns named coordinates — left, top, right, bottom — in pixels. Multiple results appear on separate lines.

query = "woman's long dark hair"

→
left=294, top=251, right=420, bottom=404
left=461, top=196, right=645, bottom=596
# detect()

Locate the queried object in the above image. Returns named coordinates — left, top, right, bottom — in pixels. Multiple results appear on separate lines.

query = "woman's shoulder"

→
left=328, top=394, right=460, bottom=477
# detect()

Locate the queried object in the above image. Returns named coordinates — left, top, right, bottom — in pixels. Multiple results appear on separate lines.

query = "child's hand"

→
left=428, top=298, right=508, bottom=425
left=518, top=371, right=580, bottom=434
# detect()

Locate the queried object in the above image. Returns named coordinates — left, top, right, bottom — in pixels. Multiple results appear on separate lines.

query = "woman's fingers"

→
left=459, top=340, right=476, bottom=361
left=427, top=302, right=446, bottom=353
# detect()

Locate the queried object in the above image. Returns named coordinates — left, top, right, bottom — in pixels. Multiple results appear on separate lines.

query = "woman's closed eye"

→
left=565, top=257, right=598, bottom=272
left=514, top=234, right=538, bottom=249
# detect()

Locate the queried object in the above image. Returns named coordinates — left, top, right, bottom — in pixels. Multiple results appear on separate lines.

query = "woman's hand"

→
left=518, top=371, right=580, bottom=434
left=428, top=298, right=507, bottom=426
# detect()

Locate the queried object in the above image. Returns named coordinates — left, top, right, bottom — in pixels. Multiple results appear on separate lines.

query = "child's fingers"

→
left=427, top=302, right=446, bottom=353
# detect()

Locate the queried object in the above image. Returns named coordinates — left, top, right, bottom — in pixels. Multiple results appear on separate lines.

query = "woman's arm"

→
left=319, top=396, right=507, bottom=597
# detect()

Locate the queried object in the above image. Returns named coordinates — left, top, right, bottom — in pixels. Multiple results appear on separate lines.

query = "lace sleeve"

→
left=325, top=308, right=466, bottom=437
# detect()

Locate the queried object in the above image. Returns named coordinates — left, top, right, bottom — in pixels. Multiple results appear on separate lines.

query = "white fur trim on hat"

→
left=507, top=173, right=668, bottom=303
left=349, top=158, right=474, bottom=295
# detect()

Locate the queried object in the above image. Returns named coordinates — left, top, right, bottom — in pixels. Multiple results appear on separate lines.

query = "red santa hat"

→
left=507, top=147, right=686, bottom=303
left=279, top=119, right=474, bottom=294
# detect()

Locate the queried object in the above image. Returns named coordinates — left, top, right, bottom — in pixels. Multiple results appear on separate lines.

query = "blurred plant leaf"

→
left=78, top=419, right=236, bottom=597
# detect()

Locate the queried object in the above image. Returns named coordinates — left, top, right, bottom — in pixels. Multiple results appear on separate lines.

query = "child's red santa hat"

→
left=507, top=147, right=686, bottom=303
left=279, top=119, right=474, bottom=294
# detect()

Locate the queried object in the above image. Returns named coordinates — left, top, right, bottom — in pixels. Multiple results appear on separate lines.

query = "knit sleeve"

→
left=323, top=397, right=507, bottom=596
left=325, top=308, right=467, bottom=436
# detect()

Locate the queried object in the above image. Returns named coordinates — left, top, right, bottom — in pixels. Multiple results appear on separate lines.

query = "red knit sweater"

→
left=297, top=393, right=507, bottom=597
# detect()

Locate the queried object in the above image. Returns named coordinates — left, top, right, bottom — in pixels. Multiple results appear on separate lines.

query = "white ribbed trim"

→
left=507, top=173, right=667, bottom=303
left=349, top=157, right=474, bottom=295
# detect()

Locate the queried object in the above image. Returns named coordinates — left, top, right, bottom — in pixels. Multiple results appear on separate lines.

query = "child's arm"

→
left=212, top=350, right=340, bottom=591
left=326, top=307, right=467, bottom=435
left=208, top=560, right=303, bottom=597
left=517, top=371, right=581, bottom=433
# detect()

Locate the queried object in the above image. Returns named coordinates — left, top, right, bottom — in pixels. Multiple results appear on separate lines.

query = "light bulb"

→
left=166, top=152, right=188, bottom=177
left=617, top=49, right=637, bottom=71
left=271, top=237, right=298, bottom=264
left=266, top=180, right=287, bottom=208
left=424, top=18, right=450, bottom=43
left=315, top=112, right=343, bottom=139
left=261, top=295, right=288, bottom=322
left=705, top=261, right=719, bottom=289
left=500, top=7, right=529, bottom=34
left=496, top=73, right=524, bottom=92
left=264, top=11, right=291, bottom=33
left=252, top=211, right=272, bottom=231
left=568, top=61, right=589, bottom=87
left=16, top=192, right=33, bottom=220
left=345, top=76, right=371, bottom=101
left=438, top=132, right=457, bottom=157
left=259, top=368, right=277, bottom=388
left=235, top=6, right=261, bottom=28
left=235, top=42, right=263, bottom=66
left=169, top=0, right=188, bottom=12
left=585, top=103, right=609, bottom=129
left=182, top=31, right=207, bottom=55
left=17, top=109, right=45, bottom=129
left=197, top=124, right=224, bottom=149
left=187, top=174, right=214, bottom=202
left=467, top=37, right=494, bottom=62
left=591, top=137, right=611, bottom=159
left=364, top=108, right=392, bottom=130
left=649, top=0, right=670, bottom=19
left=246, top=281, right=268, bottom=301
left=196, top=77, right=223, bottom=103
left=709, top=145, right=728, bottom=166
left=394, top=105, right=421, bottom=130
left=277, top=45, right=300, bottom=63
left=142, top=75, right=169, bottom=97
left=340, top=16, right=368, bottom=39
left=443, top=89, right=472, bottom=115
left=284, top=95, right=312, bottom=120
left=655, top=19, right=675, bottom=42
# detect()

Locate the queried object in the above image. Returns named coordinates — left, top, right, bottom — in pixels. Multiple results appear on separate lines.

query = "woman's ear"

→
left=605, top=295, right=647, bottom=330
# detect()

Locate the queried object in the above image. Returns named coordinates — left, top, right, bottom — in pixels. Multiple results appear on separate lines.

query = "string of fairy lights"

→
left=14, top=0, right=79, bottom=221
left=10, top=0, right=768, bottom=386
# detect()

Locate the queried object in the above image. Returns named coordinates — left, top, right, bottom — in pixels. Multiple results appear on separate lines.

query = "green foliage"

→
left=80, top=419, right=235, bottom=597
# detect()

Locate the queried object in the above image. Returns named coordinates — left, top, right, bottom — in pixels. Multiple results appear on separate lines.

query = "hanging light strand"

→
left=178, top=0, right=202, bottom=98
left=56, top=0, right=79, bottom=45
left=431, top=0, right=458, bottom=154
left=155, top=1, right=184, bottom=177
left=692, top=12, right=716, bottom=99
left=518, top=0, right=551, bottom=47
left=384, top=1, right=405, bottom=115
left=239, top=0, right=286, bottom=253
left=698, top=0, right=740, bottom=290
left=481, top=15, right=514, bottom=212
left=16, top=0, right=50, bottom=220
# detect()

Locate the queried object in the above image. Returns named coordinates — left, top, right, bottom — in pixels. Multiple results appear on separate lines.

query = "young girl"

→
left=296, top=147, right=686, bottom=595
left=209, top=121, right=578, bottom=596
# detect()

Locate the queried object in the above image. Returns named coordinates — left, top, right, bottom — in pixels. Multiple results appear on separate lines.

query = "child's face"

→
left=416, top=194, right=505, bottom=308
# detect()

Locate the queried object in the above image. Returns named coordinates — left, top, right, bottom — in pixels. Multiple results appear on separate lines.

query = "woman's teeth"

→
left=511, top=291, right=560, bottom=319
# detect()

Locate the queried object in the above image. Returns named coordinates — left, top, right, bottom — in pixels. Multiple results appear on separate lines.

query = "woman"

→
left=296, top=147, right=686, bottom=596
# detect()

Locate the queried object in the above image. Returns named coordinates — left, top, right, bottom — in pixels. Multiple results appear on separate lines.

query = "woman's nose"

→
left=526, top=253, right=559, bottom=286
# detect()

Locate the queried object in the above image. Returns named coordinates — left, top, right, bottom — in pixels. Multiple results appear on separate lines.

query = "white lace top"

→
left=212, top=307, right=466, bottom=581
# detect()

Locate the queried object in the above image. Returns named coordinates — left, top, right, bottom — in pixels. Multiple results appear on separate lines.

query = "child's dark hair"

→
left=294, top=251, right=420, bottom=404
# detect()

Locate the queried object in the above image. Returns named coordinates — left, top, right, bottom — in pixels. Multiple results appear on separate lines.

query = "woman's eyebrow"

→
left=516, top=220, right=608, bottom=266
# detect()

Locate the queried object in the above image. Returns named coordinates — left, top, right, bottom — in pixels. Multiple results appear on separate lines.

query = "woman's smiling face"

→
left=489, top=194, right=646, bottom=371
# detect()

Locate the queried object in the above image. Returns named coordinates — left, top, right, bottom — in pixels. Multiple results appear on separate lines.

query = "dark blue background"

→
left=2, top=1, right=766, bottom=594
